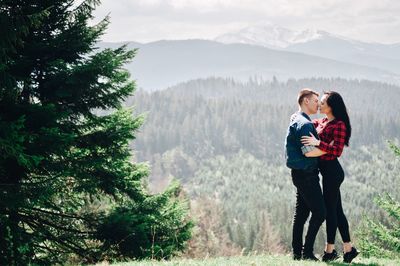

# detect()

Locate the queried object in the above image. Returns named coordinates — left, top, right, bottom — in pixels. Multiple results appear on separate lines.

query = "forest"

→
left=128, top=77, right=400, bottom=256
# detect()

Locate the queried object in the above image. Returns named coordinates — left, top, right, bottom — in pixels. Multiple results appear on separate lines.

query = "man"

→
left=285, top=88, right=326, bottom=261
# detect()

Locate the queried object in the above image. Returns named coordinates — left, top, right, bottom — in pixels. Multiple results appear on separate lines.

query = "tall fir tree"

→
left=0, top=1, right=192, bottom=264
left=357, top=142, right=400, bottom=259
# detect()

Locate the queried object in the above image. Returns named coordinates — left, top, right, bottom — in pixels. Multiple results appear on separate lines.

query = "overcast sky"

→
left=92, top=0, right=400, bottom=44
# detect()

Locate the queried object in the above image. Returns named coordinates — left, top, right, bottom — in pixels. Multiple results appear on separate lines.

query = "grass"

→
left=93, top=254, right=400, bottom=266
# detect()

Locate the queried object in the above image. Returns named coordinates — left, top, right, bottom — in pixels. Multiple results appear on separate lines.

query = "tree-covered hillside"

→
left=126, top=77, right=400, bottom=255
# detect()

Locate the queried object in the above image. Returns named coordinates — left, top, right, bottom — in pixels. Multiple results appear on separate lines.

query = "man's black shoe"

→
left=302, top=253, right=319, bottom=261
left=293, top=253, right=302, bottom=260
left=322, top=249, right=339, bottom=262
left=343, top=247, right=359, bottom=263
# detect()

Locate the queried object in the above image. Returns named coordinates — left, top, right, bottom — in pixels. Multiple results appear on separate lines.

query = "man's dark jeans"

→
left=291, top=168, right=326, bottom=256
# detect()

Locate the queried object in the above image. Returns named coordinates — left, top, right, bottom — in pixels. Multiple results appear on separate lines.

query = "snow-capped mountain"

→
left=215, top=23, right=400, bottom=74
left=214, top=23, right=327, bottom=49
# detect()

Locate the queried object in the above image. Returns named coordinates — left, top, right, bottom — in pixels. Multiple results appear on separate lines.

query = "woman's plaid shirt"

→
left=313, top=118, right=347, bottom=161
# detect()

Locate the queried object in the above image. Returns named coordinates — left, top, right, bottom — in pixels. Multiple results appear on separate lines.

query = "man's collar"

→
left=299, top=111, right=312, bottom=121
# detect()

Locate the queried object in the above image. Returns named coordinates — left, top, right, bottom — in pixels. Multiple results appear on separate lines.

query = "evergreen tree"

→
left=0, top=1, right=192, bottom=264
left=358, top=143, right=400, bottom=259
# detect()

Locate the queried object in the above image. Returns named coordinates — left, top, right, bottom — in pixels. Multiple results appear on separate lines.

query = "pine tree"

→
left=0, top=1, right=192, bottom=264
left=357, top=142, right=400, bottom=259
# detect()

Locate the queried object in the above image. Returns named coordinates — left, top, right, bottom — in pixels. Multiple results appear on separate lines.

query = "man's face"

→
left=306, top=94, right=319, bottom=114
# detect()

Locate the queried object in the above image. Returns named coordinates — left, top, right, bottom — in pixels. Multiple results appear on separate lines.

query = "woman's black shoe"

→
left=322, top=249, right=339, bottom=262
left=343, top=247, right=359, bottom=263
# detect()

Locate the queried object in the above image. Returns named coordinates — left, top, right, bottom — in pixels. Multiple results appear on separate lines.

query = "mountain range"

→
left=99, top=24, right=400, bottom=90
left=215, top=23, right=400, bottom=74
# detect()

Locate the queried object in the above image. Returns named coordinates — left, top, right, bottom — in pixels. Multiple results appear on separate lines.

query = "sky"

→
left=92, top=0, right=400, bottom=44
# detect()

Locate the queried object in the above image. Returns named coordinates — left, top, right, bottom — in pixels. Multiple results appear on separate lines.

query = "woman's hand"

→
left=301, top=132, right=320, bottom=146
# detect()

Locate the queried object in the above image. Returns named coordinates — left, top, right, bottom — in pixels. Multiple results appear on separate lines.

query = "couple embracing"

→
left=285, top=89, right=359, bottom=263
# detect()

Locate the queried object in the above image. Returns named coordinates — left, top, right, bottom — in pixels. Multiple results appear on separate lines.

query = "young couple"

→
left=285, top=88, right=359, bottom=263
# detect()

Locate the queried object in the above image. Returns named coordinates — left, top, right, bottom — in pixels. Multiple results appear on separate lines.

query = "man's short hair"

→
left=298, top=88, right=319, bottom=105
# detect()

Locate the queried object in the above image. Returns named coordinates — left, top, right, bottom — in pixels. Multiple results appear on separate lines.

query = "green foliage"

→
left=358, top=144, right=400, bottom=259
left=97, top=181, right=193, bottom=260
left=389, top=141, right=400, bottom=157
left=0, top=0, right=192, bottom=265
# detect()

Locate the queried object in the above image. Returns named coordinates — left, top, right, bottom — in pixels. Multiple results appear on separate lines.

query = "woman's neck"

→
left=326, top=113, right=335, bottom=121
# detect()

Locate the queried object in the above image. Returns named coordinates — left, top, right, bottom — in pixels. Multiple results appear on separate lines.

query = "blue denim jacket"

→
left=285, top=112, right=319, bottom=170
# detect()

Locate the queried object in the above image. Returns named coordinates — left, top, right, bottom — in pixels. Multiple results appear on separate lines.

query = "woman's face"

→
left=319, top=94, right=332, bottom=115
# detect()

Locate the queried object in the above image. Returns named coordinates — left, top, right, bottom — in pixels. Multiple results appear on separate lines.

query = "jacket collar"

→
left=299, top=111, right=311, bottom=121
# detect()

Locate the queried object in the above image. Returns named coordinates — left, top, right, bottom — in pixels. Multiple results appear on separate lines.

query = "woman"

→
left=301, top=91, right=359, bottom=263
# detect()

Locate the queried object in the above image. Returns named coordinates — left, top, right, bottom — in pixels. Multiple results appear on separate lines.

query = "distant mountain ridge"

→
left=99, top=39, right=400, bottom=91
left=214, top=23, right=400, bottom=74
left=215, top=23, right=329, bottom=49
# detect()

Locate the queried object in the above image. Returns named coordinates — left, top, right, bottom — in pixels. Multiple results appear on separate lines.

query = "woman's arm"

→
left=317, top=122, right=346, bottom=156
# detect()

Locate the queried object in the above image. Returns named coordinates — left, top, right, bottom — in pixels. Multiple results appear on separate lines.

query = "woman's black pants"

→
left=319, top=159, right=351, bottom=244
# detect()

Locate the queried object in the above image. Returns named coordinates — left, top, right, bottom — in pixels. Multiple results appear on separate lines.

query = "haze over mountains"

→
left=100, top=23, right=400, bottom=90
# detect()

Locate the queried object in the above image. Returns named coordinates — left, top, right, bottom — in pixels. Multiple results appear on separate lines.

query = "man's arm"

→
left=305, top=147, right=327, bottom=157
left=299, top=123, right=327, bottom=157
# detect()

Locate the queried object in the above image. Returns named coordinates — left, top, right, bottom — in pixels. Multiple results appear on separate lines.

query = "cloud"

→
left=93, top=0, right=400, bottom=44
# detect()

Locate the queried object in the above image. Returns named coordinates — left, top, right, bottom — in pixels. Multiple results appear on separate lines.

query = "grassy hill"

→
left=97, top=254, right=400, bottom=266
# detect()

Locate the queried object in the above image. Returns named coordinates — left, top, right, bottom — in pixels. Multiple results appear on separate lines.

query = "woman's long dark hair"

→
left=325, top=91, right=352, bottom=146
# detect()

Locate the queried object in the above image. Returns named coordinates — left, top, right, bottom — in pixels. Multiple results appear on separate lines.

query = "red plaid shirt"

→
left=313, top=118, right=347, bottom=161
